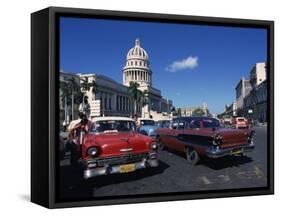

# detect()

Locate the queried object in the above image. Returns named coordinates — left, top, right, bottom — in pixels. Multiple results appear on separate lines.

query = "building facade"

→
left=60, top=38, right=173, bottom=122
left=235, top=77, right=252, bottom=112
left=179, top=102, right=209, bottom=117
left=224, top=101, right=237, bottom=117
left=230, top=62, right=267, bottom=122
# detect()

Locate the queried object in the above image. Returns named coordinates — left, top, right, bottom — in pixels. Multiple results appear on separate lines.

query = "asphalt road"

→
left=59, top=126, right=268, bottom=200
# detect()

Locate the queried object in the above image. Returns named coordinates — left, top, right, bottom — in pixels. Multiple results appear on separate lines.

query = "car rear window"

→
left=202, top=119, right=220, bottom=128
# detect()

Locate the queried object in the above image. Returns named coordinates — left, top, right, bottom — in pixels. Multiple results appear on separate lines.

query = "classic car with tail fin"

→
left=155, top=117, right=255, bottom=165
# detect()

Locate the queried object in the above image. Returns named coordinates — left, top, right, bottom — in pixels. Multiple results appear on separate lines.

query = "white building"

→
left=235, top=77, right=252, bottom=111
left=60, top=38, right=173, bottom=121
left=250, top=62, right=266, bottom=87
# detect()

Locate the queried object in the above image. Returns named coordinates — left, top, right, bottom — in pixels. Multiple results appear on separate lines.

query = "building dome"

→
left=126, top=38, right=149, bottom=61
left=123, top=38, right=152, bottom=87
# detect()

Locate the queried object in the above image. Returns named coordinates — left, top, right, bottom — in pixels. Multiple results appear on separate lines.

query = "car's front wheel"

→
left=185, top=147, right=200, bottom=165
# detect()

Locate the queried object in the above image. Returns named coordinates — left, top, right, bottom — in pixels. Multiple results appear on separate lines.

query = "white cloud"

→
left=166, top=56, right=198, bottom=72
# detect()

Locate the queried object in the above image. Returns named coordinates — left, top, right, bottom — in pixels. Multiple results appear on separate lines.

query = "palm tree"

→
left=68, top=77, right=80, bottom=120
left=60, top=81, right=71, bottom=123
left=192, top=108, right=205, bottom=117
left=128, top=81, right=147, bottom=116
left=80, top=76, right=97, bottom=114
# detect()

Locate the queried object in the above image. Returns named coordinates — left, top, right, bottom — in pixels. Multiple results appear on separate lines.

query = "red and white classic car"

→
left=155, top=117, right=255, bottom=165
left=70, top=116, right=159, bottom=179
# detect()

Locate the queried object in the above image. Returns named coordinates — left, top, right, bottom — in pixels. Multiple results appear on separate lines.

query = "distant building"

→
left=224, top=101, right=237, bottom=117
left=243, top=63, right=267, bottom=123
left=250, top=62, right=267, bottom=88
left=235, top=77, right=252, bottom=111
left=179, top=103, right=209, bottom=117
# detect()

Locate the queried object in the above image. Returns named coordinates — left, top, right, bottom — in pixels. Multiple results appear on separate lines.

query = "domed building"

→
left=61, top=38, right=173, bottom=120
left=123, top=38, right=152, bottom=87
left=122, top=38, right=172, bottom=118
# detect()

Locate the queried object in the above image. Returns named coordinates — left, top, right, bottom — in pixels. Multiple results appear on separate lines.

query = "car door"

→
left=172, top=118, right=187, bottom=152
left=163, top=118, right=179, bottom=149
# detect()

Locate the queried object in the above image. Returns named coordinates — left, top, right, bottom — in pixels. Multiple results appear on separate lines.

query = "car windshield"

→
left=202, top=119, right=221, bottom=128
left=158, top=120, right=170, bottom=128
left=140, top=120, right=155, bottom=126
left=90, top=120, right=136, bottom=133
left=237, top=118, right=245, bottom=122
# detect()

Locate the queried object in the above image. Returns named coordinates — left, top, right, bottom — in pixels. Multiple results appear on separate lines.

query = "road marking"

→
left=218, top=175, right=230, bottom=182
left=254, top=165, right=264, bottom=177
left=200, top=176, right=212, bottom=185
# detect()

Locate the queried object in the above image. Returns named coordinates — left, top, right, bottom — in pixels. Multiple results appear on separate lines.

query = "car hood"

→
left=82, top=132, right=153, bottom=158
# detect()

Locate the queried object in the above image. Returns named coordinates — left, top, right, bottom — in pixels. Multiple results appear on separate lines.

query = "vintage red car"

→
left=70, top=116, right=159, bottom=179
left=155, top=117, right=255, bottom=165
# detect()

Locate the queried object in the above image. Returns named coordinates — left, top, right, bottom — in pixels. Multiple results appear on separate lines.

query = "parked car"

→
left=232, top=117, right=249, bottom=129
left=138, top=118, right=156, bottom=137
left=221, top=116, right=232, bottom=125
left=74, top=117, right=158, bottom=179
left=155, top=117, right=255, bottom=165
left=138, top=119, right=171, bottom=138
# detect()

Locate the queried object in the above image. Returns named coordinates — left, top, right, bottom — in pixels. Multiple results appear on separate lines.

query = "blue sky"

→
left=60, top=17, right=267, bottom=113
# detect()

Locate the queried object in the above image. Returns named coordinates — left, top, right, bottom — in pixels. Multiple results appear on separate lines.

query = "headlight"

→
left=150, top=142, right=158, bottom=150
left=87, top=147, right=100, bottom=157
left=212, top=134, right=222, bottom=146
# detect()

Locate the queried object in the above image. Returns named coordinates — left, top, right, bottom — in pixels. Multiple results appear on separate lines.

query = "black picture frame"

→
left=31, top=6, right=274, bottom=208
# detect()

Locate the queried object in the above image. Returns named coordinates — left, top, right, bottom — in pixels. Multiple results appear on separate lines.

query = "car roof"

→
left=138, top=118, right=154, bottom=121
left=173, top=116, right=217, bottom=122
left=92, top=116, right=134, bottom=122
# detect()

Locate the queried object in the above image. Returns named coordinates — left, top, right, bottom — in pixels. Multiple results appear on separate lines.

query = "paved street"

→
left=59, top=126, right=267, bottom=200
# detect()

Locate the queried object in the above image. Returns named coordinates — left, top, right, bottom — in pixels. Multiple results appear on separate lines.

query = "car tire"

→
left=185, top=147, right=200, bottom=165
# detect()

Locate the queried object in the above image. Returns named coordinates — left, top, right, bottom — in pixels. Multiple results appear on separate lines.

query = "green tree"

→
left=60, top=81, right=71, bottom=123
left=192, top=108, right=205, bottom=117
left=68, top=77, right=80, bottom=120
left=79, top=76, right=97, bottom=115
left=128, top=81, right=146, bottom=115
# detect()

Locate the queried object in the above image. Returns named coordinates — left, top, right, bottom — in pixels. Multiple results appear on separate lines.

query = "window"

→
left=178, top=120, right=186, bottom=130
left=109, top=97, right=112, bottom=110
left=116, top=96, right=119, bottom=111
left=189, top=120, right=201, bottom=129
left=171, top=119, right=179, bottom=129
left=104, top=96, right=107, bottom=110
left=202, top=119, right=220, bottom=128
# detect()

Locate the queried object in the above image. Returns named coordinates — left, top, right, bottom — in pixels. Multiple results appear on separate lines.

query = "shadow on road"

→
left=161, top=148, right=253, bottom=170
left=201, top=155, right=253, bottom=170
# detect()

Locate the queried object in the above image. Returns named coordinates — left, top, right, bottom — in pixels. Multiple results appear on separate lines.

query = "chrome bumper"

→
left=205, top=142, right=255, bottom=159
left=83, top=157, right=158, bottom=179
